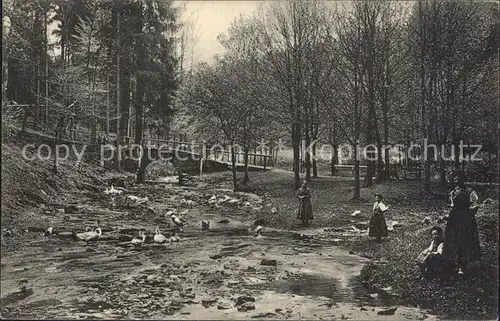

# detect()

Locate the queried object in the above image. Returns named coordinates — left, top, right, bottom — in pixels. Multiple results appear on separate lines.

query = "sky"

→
left=178, top=1, right=260, bottom=64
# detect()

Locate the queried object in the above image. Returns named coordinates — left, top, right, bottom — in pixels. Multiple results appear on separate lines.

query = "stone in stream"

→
left=254, top=219, right=266, bottom=227
left=377, top=307, right=397, bottom=315
left=64, top=205, right=79, bottom=214
left=237, top=302, right=256, bottom=312
left=251, top=312, right=276, bottom=318
left=235, top=295, right=255, bottom=306
left=260, top=259, right=277, bottom=266
left=217, top=302, right=232, bottom=310
left=202, top=298, right=218, bottom=308
left=354, top=221, right=369, bottom=230
left=217, top=219, right=230, bottom=224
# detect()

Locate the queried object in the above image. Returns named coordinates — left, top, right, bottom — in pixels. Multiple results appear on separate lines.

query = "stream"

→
left=1, top=178, right=438, bottom=320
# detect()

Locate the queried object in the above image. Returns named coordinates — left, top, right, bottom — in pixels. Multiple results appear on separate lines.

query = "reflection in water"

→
left=254, top=273, right=405, bottom=307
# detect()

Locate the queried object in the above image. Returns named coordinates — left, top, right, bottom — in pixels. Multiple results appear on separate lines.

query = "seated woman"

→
left=416, top=226, right=444, bottom=277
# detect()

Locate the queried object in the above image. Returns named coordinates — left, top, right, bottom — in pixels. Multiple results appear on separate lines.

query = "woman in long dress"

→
left=442, top=171, right=481, bottom=277
left=297, top=181, right=313, bottom=225
left=369, top=194, right=389, bottom=242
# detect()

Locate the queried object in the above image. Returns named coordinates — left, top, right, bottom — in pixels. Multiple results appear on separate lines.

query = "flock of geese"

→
left=44, top=209, right=264, bottom=249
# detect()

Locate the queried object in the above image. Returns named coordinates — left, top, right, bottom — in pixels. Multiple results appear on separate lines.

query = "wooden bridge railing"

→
left=122, top=136, right=275, bottom=169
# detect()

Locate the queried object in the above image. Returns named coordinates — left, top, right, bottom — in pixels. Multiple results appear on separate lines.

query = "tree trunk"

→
left=134, top=10, right=145, bottom=144
left=231, top=144, right=238, bottom=191
left=292, top=122, right=301, bottom=189
left=305, top=122, right=311, bottom=182
left=312, top=142, right=318, bottom=178
left=331, top=144, right=338, bottom=176
left=353, top=142, right=361, bottom=200
left=115, top=10, right=122, bottom=172
left=243, top=145, right=250, bottom=184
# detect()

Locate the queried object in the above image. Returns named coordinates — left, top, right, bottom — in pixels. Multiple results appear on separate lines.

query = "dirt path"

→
left=1, top=181, right=438, bottom=320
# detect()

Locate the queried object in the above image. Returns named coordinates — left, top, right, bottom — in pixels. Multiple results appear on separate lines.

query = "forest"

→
left=2, top=0, right=498, bottom=194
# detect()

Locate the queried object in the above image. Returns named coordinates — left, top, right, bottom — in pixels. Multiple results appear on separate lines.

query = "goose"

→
left=171, top=214, right=188, bottom=228
left=218, top=195, right=231, bottom=204
left=104, top=185, right=122, bottom=195
left=154, top=227, right=168, bottom=244
left=126, top=195, right=148, bottom=204
left=253, top=225, right=263, bottom=237
left=208, top=195, right=217, bottom=206
left=351, top=210, right=361, bottom=217
left=76, top=223, right=102, bottom=246
left=180, top=199, right=194, bottom=208
left=130, top=230, right=146, bottom=248
left=243, top=201, right=251, bottom=208
left=44, top=227, right=54, bottom=237
left=201, top=220, right=210, bottom=230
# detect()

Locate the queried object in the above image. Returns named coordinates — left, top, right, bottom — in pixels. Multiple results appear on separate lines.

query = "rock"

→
left=254, top=219, right=266, bottom=227
left=210, top=254, right=223, bottom=260
left=235, top=295, right=255, bottom=306
left=217, top=219, right=230, bottom=224
left=360, top=307, right=367, bottom=311
left=237, top=302, right=256, bottom=312
left=251, top=312, right=276, bottom=318
left=217, top=302, right=232, bottom=310
left=202, top=298, right=218, bottom=308
left=64, top=205, right=79, bottom=214
left=275, top=308, right=283, bottom=313
left=182, top=299, right=199, bottom=305
left=354, top=221, right=369, bottom=230
left=377, top=307, right=397, bottom=315
left=261, top=259, right=277, bottom=266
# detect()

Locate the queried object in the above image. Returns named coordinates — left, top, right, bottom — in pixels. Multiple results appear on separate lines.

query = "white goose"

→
left=154, top=227, right=168, bottom=244
left=171, top=214, right=188, bottom=232
left=253, top=225, right=263, bottom=237
left=76, top=221, right=102, bottom=246
left=208, top=195, right=217, bottom=206
left=104, top=185, right=122, bottom=195
left=44, top=227, right=54, bottom=237
left=130, top=230, right=146, bottom=248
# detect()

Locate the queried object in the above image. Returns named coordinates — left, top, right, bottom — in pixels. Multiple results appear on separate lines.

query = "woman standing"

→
left=297, top=181, right=313, bottom=225
left=369, top=194, right=389, bottom=242
left=442, top=171, right=481, bottom=277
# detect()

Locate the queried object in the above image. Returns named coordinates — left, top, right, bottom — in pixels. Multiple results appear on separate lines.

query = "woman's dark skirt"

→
left=369, top=213, right=388, bottom=237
